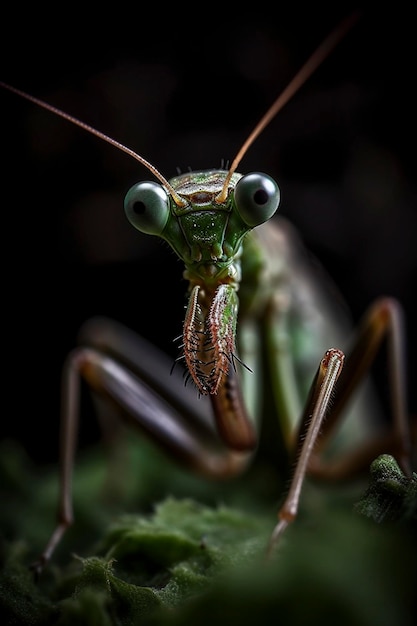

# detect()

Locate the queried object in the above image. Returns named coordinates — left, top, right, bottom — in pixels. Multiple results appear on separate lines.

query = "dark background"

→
left=1, top=4, right=416, bottom=466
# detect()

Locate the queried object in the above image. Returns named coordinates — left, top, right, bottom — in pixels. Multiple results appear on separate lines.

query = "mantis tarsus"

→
left=2, top=12, right=415, bottom=575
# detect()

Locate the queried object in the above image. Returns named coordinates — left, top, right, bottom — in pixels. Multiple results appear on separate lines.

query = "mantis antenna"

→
left=216, top=11, right=361, bottom=203
left=1, top=11, right=359, bottom=209
left=0, top=80, right=188, bottom=208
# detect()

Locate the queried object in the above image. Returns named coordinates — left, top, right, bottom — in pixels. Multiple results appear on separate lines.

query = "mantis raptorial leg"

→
left=1, top=12, right=414, bottom=576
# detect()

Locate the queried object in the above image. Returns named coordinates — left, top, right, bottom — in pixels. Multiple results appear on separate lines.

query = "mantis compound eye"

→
left=124, top=181, right=170, bottom=235
left=234, top=172, right=280, bottom=227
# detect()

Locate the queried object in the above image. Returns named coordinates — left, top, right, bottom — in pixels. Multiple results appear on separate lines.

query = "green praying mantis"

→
left=1, top=12, right=414, bottom=576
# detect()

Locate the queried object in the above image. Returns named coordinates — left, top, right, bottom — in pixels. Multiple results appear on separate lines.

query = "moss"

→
left=354, top=454, right=417, bottom=523
left=0, top=440, right=416, bottom=626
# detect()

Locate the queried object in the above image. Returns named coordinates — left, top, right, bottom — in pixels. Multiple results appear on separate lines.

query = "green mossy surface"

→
left=0, top=437, right=416, bottom=626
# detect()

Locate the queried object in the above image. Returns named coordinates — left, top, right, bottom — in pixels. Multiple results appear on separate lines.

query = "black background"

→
left=1, top=3, right=416, bottom=465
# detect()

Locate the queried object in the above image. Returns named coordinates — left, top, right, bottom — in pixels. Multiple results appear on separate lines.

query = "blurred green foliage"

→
left=0, top=436, right=415, bottom=626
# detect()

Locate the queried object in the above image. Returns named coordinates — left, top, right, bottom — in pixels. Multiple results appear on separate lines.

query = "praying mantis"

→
left=1, top=11, right=415, bottom=578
